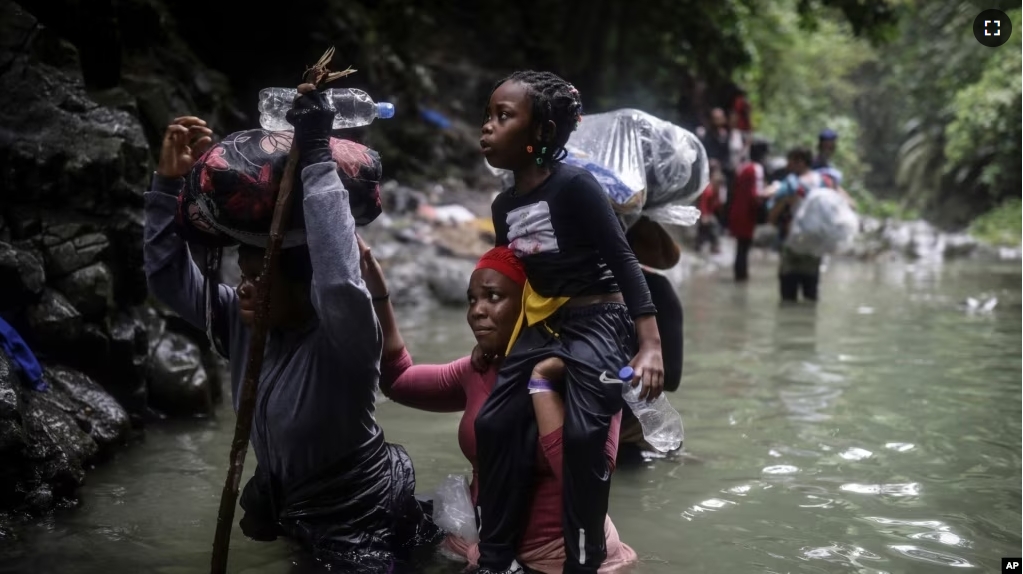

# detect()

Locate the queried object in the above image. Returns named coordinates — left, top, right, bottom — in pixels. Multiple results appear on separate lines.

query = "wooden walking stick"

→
left=209, top=47, right=356, bottom=574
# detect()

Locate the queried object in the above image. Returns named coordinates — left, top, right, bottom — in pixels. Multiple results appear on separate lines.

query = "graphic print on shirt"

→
left=506, top=201, right=560, bottom=257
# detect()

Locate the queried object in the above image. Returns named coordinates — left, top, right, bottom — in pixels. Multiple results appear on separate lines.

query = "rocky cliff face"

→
left=0, top=0, right=495, bottom=521
left=0, top=0, right=228, bottom=517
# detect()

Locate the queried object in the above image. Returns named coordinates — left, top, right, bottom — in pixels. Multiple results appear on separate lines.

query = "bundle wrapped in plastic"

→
left=432, top=474, right=478, bottom=545
left=177, top=129, right=384, bottom=249
left=786, top=187, right=860, bottom=257
left=487, top=109, right=708, bottom=229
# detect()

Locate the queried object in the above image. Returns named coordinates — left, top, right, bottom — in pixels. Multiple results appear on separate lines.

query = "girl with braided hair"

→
left=474, top=70, right=664, bottom=574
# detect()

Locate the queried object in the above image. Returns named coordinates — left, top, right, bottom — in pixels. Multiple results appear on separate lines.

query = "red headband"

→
left=475, top=246, right=526, bottom=286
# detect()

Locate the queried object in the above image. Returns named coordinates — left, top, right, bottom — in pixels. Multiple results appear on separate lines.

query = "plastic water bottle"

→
left=616, top=366, right=683, bottom=453
left=258, top=88, right=396, bottom=132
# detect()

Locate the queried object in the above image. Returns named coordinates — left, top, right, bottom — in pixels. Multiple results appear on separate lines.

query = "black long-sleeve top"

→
left=491, top=163, right=656, bottom=318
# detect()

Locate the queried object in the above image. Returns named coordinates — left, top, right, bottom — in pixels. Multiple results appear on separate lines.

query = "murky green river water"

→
left=2, top=258, right=1020, bottom=573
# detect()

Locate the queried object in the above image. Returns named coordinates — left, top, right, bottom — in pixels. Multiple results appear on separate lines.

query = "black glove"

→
left=286, top=88, right=334, bottom=167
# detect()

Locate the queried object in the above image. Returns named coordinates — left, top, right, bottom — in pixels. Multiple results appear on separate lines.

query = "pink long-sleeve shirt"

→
left=381, top=348, right=622, bottom=554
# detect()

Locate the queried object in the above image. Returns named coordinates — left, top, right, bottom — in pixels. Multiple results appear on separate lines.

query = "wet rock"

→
left=107, top=208, right=147, bottom=306
left=943, top=233, right=978, bottom=259
left=0, top=348, right=131, bottom=513
left=0, top=3, right=150, bottom=211
left=879, top=220, right=940, bottom=260
left=38, top=221, right=90, bottom=245
left=0, top=353, right=26, bottom=454
left=41, top=231, right=110, bottom=279
left=381, top=261, right=435, bottom=308
left=44, top=366, right=130, bottom=449
left=431, top=223, right=493, bottom=260
left=19, top=388, right=97, bottom=507
left=973, top=242, right=1023, bottom=262
left=25, top=485, right=53, bottom=510
left=427, top=257, right=477, bottom=307
left=838, top=217, right=1009, bottom=262
left=2, top=207, right=43, bottom=241
left=148, top=331, right=213, bottom=417
left=0, top=242, right=45, bottom=312
left=380, top=180, right=427, bottom=215
left=54, top=262, right=113, bottom=320
left=25, top=289, right=83, bottom=349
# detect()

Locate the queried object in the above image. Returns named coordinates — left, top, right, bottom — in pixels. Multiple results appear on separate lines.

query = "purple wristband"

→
left=528, top=378, right=555, bottom=393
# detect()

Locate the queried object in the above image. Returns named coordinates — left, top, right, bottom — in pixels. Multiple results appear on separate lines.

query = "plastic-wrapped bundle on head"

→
left=175, top=129, right=384, bottom=357
left=487, top=109, right=707, bottom=230
left=177, top=129, right=383, bottom=249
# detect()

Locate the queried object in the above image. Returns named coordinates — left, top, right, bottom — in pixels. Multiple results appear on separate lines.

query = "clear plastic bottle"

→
left=615, top=366, right=684, bottom=452
left=258, top=87, right=396, bottom=132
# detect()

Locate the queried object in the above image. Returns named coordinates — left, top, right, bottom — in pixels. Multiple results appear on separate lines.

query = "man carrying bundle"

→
left=142, top=85, right=438, bottom=572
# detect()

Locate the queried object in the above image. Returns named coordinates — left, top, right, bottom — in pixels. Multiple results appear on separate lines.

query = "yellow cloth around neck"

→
left=505, top=281, right=570, bottom=356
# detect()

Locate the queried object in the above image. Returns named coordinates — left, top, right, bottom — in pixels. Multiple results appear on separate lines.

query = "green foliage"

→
left=851, top=188, right=918, bottom=220
left=944, top=9, right=1022, bottom=195
left=743, top=0, right=1020, bottom=227
left=872, top=1, right=1022, bottom=224
left=969, top=199, right=1022, bottom=246
left=743, top=0, right=875, bottom=192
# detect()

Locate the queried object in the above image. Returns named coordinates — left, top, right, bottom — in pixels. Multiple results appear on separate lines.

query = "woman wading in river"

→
left=358, top=238, right=638, bottom=573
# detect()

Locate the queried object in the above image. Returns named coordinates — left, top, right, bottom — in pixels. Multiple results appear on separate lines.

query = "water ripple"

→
left=863, top=516, right=973, bottom=549
left=840, top=482, right=921, bottom=497
left=888, top=544, right=974, bottom=568
left=801, top=543, right=885, bottom=569
left=910, top=531, right=967, bottom=547
left=840, top=447, right=874, bottom=461
left=680, top=497, right=738, bottom=521
left=763, top=465, right=800, bottom=475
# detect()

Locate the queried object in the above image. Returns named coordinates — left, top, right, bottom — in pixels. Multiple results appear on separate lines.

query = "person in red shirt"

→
left=728, top=139, right=770, bottom=281
left=357, top=239, right=638, bottom=574
left=695, top=159, right=724, bottom=254
left=731, top=88, right=752, bottom=135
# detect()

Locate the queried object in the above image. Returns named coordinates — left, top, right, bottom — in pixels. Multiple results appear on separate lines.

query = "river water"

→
left=2, top=258, right=1020, bottom=573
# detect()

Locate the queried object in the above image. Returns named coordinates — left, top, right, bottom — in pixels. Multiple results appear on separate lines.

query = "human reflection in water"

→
left=770, top=304, right=846, bottom=426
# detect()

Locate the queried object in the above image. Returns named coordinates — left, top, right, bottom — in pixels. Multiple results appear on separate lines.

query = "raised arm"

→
left=356, top=234, right=467, bottom=411
left=143, top=118, right=236, bottom=338
left=300, top=163, right=379, bottom=355
left=287, top=86, right=379, bottom=356
left=380, top=349, right=469, bottom=413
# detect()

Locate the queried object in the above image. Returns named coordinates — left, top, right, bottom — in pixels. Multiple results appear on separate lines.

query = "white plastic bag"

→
left=786, top=188, right=860, bottom=257
left=486, top=109, right=708, bottom=228
left=638, top=204, right=702, bottom=228
left=432, top=474, right=478, bottom=543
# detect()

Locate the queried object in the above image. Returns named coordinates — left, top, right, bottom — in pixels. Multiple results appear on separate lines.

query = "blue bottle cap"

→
left=376, top=102, right=395, bottom=119
left=618, top=366, right=634, bottom=380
